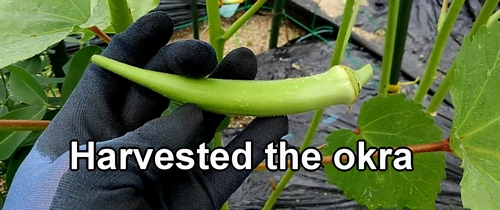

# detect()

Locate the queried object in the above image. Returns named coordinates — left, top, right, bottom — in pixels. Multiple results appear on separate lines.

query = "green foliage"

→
left=0, top=106, right=46, bottom=160
left=61, top=46, right=103, bottom=104
left=6, top=66, right=48, bottom=106
left=450, top=22, right=500, bottom=209
left=324, top=94, right=446, bottom=209
left=0, top=0, right=108, bottom=69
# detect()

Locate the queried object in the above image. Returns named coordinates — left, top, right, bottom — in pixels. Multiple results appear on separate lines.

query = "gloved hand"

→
left=4, top=11, right=288, bottom=210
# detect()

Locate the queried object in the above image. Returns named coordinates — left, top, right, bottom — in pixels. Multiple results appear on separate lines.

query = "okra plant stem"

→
left=221, top=0, right=267, bottom=41
left=425, top=0, right=499, bottom=115
left=378, top=0, right=400, bottom=96
left=412, top=0, right=464, bottom=103
left=263, top=0, right=363, bottom=209
left=91, top=55, right=373, bottom=116
left=106, top=0, right=133, bottom=33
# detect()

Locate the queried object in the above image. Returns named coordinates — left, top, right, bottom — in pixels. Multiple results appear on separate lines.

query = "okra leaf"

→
left=323, top=94, right=445, bottom=210
left=0, top=76, right=6, bottom=103
left=34, top=76, right=66, bottom=85
left=162, top=101, right=183, bottom=116
left=61, top=45, right=102, bottom=105
left=449, top=22, right=500, bottom=209
left=0, top=105, right=46, bottom=160
left=0, top=105, right=8, bottom=116
left=0, top=0, right=108, bottom=69
left=6, top=65, right=47, bottom=106
left=14, top=55, right=43, bottom=75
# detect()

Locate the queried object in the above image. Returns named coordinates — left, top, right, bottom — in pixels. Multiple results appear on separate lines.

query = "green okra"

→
left=91, top=55, right=373, bottom=116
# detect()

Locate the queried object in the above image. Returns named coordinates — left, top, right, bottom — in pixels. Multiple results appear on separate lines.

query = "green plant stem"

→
left=262, top=0, right=361, bottom=209
left=221, top=0, right=267, bottom=41
left=437, top=0, right=449, bottom=32
left=330, top=0, right=361, bottom=67
left=205, top=2, right=229, bottom=208
left=487, top=6, right=500, bottom=27
left=206, top=0, right=225, bottom=61
left=220, top=201, right=229, bottom=210
left=378, top=0, right=400, bottom=96
left=425, top=60, right=456, bottom=115
left=191, top=0, right=200, bottom=39
left=412, top=0, right=464, bottom=103
left=268, top=0, right=287, bottom=49
left=425, top=0, right=499, bottom=115
left=0, top=120, right=50, bottom=131
left=389, top=0, right=413, bottom=86
left=106, top=0, right=134, bottom=33
left=213, top=131, right=222, bottom=147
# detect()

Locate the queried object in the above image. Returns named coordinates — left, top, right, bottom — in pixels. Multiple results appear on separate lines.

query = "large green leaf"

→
left=0, top=0, right=109, bottom=69
left=6, top=65, right=47, bottom=106
left=61, top=45, right=102, bottom=105
left=449, top=22, right=500, bottom=209
left=323, top=94, right=446, bottom=209
left=0, top=105, right=46, bottom=160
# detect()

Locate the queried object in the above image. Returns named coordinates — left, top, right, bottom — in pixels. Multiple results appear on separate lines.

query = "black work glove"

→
left=4, top=11, right=288, bottom=210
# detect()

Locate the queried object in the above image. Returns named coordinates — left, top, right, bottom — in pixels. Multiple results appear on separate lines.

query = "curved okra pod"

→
left=91, top=55, right=373, bottom=116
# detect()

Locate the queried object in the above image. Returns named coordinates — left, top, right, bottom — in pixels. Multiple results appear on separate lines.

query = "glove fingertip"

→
left=163, top=40, right=218, bottom=78
left=210, top=47, right=258, bottom=80
left=103, top=11, right=175, bottom=66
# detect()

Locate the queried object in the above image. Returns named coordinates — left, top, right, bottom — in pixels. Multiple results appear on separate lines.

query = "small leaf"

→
left=20, top=131, right=42, bottom=147
left=0, top=105, right=9, bottom=116
left=0, top=75, right=6, bottom=103
left=324, top=94, right=446, bottom=210
left=216, top=116, right=231, bottom=132
left=128, top=0, right=160, bottom=20
left=0, top=105, right=46, bottom=160
left=6, top=65, right=47, bottom=106
left=0, top=0, right=109, bottom=69
left=64, top=37, right=81, bottom=44
left=14, top=55, right=42, bottom=74
left=48, top=97, right=62, bottom=107
left=449, top=22, right=500, bottom=209
left=162, top=101, right=183, bottom=116
left=81, top=30, right=96, bottom=43
left=5, top=145, right=33, bottom=188
left=34, top=76, right=66, bottom=85
left=61, top=45, right=102, bottom=105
